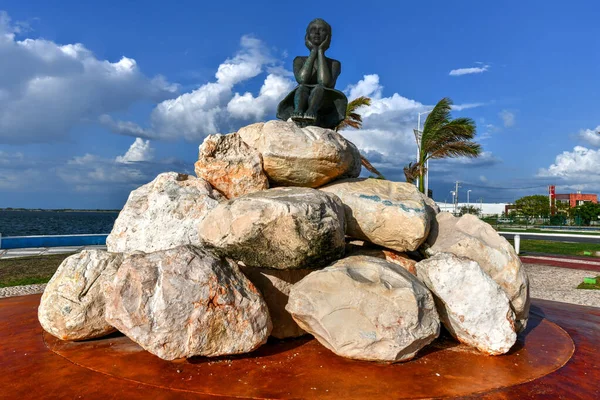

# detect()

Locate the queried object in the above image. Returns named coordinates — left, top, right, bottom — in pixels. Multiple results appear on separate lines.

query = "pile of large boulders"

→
left=39, top=120, right=529, bottom=363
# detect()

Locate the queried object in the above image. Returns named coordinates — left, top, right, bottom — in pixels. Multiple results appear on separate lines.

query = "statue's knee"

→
left=313, top=84, right=325, bottom=93
left=297, top=85, right=311, bottom=95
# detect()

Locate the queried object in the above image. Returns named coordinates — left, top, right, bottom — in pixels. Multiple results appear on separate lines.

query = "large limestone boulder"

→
left=198, top=187, right=346, bottom=269
left=107, top=172, right=225, bottom=253
left=415, top=253, right=517, bottom=355
left=426, top=212, right=530, bottom=331
left=421, top=193, right=440, bottom=217
left=320, top=178, right=430, bottom=252
left=286, top=256, right=440, bottom=362
left=237, top=120, right=361, bottom=188
left=194, top=133, right=269, bottom=199
left=104, top=246, right=271, bottom=361
left=345, top=241, right=417, bottom=276
left=240, top=266, right=312, bottom=339
left=38, top=250, right=123, bottom=341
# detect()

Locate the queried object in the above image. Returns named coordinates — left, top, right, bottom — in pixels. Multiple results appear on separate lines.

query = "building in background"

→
left=555, top=192, right=598, bottom=208
left=437, top=202, right=508, bottom=216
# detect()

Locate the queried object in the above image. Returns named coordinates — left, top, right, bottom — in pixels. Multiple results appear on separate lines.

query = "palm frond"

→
left=347, top=96, right=372, bottom=113
left=428, top=141, right=482, bottom=160
left=403, top=162, right=425, bottom=184
left=336, top=96, right=372, bottom=131
left=361, top=155, right=384, bottom=179
left=421, top=97, right=452, bottom=139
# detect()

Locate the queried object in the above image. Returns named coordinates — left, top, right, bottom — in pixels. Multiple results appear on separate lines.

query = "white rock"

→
left=345, top=241, right=418, bottom=276
left=320, top=178, right=430, bottom=252
left=286, top=255, right=440, bottom=362
left=198, top=187, right=346, bottom=269
left=240, top=266, right=312, bottom=339
left=106, top=172, right=225, bottom=253
left=38, top=250, right=123, bottom=341
left=238, top=120, right=361, bottom=188
left=415, top=253, right=517, bottom=355
left=426, top=213, right=530, bottom=331
left=104, top=246, right=271, bottom=361
left=194, top=133, right=269, bottom=199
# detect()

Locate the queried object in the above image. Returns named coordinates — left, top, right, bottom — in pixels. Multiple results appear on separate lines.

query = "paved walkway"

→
left=524, top=263, right=600, bottom=308
left=0, top=245, right=107, bottom=259
left=521, top=254, right=600, bottom=272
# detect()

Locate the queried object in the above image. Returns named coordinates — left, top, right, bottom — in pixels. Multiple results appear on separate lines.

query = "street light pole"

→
left=416, top=109, right=433, bottom=193
left=450, top=191, right=455, bottom=212
left=467, top=189, right=472, bottom=211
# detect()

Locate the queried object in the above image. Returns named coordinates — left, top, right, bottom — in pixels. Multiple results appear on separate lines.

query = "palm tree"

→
left=336, top=96, right=371, bottom=131
left=403, top=162, right=422, bottom=184
left=416, top=97, right=481, bottom=193
left=335, top=96, right=385, bottom=179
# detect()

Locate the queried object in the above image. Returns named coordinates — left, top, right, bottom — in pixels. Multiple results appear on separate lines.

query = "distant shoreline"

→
left=0, top=209, right=120, bottom=213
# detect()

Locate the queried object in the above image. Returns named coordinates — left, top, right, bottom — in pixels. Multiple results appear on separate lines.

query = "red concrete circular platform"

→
left=42, top=317, right=573, bottom=399
left=2, top=295, right=599, bottom=399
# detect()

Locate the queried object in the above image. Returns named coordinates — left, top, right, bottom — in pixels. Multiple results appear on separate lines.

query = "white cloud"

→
left=538, top=146, right=600, bottom=179
left=452, top=102, right=485, bottom=111
left=0, top=11, right=177, bottom=144
left=57, top=150, right=187, bottom=193
left=106, top=36, right=294, bottom=141
left=578, top=126, right=600, bottom=147
left=344, top=74, right=383, bottom=100
left=338, top=75, right=497, bottom=182
left=339, top=75, right=431, bottom=180
left=116, top=138, right=154, bottom=163
left=227, top=74, right=294, bottom=120
left=499, top=110, right=515, bottom=127
left=449, top=65, right=489, bottom=76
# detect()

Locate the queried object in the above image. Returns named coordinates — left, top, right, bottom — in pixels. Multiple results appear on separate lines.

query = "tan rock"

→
left=194, top=133, right=268, bottom=199
left=106, top=172, right=225, bottom=253
left=238, top=120, right=361, bottom=188
left=286, top=255, right=440, bottom=362
left=416, top=253, right=517, bottom=355
left=240, top=266, right=312, bottom=339
left=320, top=178, right=430, bottom=252
left=426, top=212, right=530, bottom=332
left=345, top=241, right=418, bottom=276
left=38, top=250, right=123, bottom=341
left=104, top=246, right=271, bottom=361
left=198, top=187, right=346, bottom=269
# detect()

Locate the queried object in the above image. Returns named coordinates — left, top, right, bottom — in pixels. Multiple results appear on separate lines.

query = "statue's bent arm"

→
left=316, top=49, right=333, bottom=87
left=294, top=53, right=317, bottom=84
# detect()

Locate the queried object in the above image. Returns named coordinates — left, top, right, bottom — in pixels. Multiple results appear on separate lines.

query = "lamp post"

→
left=450, top=191, right=455, bottom=213
left=467, top=190, right=472, bottom=212
left=415, top=109, right=433, bottom=192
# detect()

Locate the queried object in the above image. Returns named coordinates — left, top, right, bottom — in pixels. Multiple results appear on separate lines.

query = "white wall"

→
left=436, top=202, right=508, bottom=216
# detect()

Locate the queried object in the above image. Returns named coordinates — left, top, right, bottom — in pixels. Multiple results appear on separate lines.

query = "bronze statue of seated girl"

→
left=277, top=18, right=348, bottom=129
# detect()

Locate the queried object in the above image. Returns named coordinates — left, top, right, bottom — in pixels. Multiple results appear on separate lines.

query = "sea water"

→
left=0, top=210, right=119, bottom=236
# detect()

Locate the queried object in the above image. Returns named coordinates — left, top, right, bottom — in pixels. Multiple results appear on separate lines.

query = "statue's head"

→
left=306, top=18, right=331, bottom=48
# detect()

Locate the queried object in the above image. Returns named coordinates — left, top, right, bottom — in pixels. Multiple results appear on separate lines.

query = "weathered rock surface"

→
left=415, top=253, right=517, bottom=355
left=38, top=250, right=123, bottom=341
left=286, top=255, right=440, bottom=362
left=194, top=133, right=269, bottom=199
left=426, top=212, right=530, bottom=331
left=320, top=178, right=430, bottom=252
left=104, top=246, right=271, bottom=361
left=345, top=241, right=418, bottom=276
left=421, top=193, right=441, bottom=216
left=106, top=172, right=225, bottom=253
left=238, top=120, right=361, bottom=188
left=198, top=187, right=346, bottom=269
left=240, top=266, right=312, bottom=339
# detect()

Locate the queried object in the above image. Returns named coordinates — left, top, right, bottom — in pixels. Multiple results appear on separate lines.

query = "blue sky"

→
left=1, top=1, right=599, bottom=208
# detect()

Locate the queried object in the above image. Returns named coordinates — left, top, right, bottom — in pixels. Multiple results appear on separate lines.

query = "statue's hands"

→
left=318, top=35, right=330, bottom=52
left=305, top=35, right=315, bottom=51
